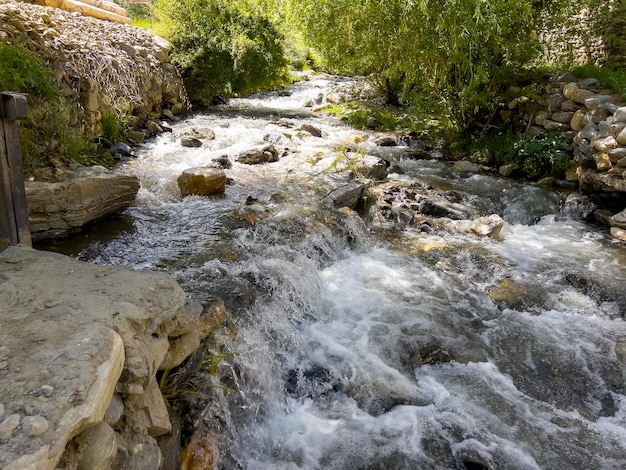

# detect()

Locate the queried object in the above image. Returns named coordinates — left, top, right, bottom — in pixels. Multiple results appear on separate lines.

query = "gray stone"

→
left=355, top=156, right=388, bottom=180
left=418, top=198, right=474, bottom=220
left=453, top=160, right=481, bottom=173
left=617, top=156, right=626, bottom=168
left=236, top=145, right=279, bottom=164
left=598, top=121, right=613, bottom=138
left=26, top=166, right=139, bottom=241
left=588, top=108, right=609, bottom=124
left=579, top=77, right=601, bottom=90
left=374, top=134, right=398, bottom=147
left=0, top=414, right=20, bottom=439
left=551, top=112, right=574, bottom=124
left=180, top=136, right=202, bottom=148
left=581, top=123, right=600, bottom=141
left=617, top=128, right=626, bottom=146
left=330, top=182, right=365, bottom=209
left=301, top=123, right=323, bottom=137
left=160, top=329, right=201, bottom=370
left=607, top=148, right=626, bottom=163
left=606, top=103, right=620, bottom=114
left=104, top=393, right=124, bottom=427
left=545, top=93, right=566, bottom=112
left=613, top=107, right=626, bottom=123
left=178, top=167, right=226, bottom=196
left=543, top=120, right=570, bottom=131
left=609, top=209, right=626, bottom=229
left=22, top=415, right=49, bottom=437
left=561, top=100, right=580, bottom=112
left=585, top=94, right=613, bottom=109
left=555, top=71, right=578, bottom=83
left=77, top=422, right=118, bottom=470
left=0, top=403, right=4, bottom=419
left=499, top=163, right=520, bottom=177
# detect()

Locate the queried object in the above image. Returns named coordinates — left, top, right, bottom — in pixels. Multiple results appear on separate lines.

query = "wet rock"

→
left=235, top=145, right=279, bottom=164
left=488, top=279, right=528, bottom=309
left=453, top=160, right=481, bottom=173
left=329, top=182, right=365, bottom=209
left=180, top=428, right=218, bottom=470
left=147, top=120, right=163, bottom=134
left=126, top=130, right=146, bottom=144
left=470, top=215, right=504, bottom=238
left=180, top=136, right=203, bottom=148
left=210, top=155, right=231, bottom=169
left=178, top=167, right=226, bottom=196
left=301, top=123, right=322, bottom=137
left=374, top=134, right=398, bottom=147
left=558, top=193, right=597, bottom=221
left=418, top=197, right=473, bottom=220
left=355, top=156, right=388, bottom=180
left=609, top=209, right=626, bottom=229
left=610, top=227, right=626, bottom=241
left=110, top=142, right=133, bottom=158
left=156, top=406, right=181, bottom=470
left=499, top=163, right=520, bottom=177
left=365, top=117, right=382, bottom=129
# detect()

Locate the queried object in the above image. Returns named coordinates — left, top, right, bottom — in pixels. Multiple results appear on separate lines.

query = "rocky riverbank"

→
left=0, top=246, right=225, bottom=470
left=0, top=0, right=187, bottom=151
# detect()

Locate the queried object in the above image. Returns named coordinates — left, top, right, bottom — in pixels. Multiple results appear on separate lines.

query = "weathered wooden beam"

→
left=0, top=92, right=32, bottom=250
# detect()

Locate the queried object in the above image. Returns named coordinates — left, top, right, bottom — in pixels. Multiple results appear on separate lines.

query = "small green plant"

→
left=512, top=131, right=575, bottom=179
left=100, top=109, right=126, bottom=144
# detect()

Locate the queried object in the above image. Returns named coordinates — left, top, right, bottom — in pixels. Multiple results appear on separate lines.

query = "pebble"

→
left=0, top=413, right=21, bottom=438
left=41, top=385, right=54, bottom=398
left=0, top=403, right=4, bottom=419
left=22, top=415, right=49, bottom=437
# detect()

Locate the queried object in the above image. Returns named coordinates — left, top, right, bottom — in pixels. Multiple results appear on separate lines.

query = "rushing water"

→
left=40, top=76, right=626, bottom=469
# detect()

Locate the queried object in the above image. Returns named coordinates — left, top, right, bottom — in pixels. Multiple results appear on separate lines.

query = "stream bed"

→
left=40, top=76, right=626, bottom=469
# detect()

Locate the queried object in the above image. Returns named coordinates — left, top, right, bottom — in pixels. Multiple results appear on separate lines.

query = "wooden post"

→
left=0, top=92, right=32, bottom=250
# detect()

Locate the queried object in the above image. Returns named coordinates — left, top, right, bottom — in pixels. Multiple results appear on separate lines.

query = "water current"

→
left=41, top=76, right=626, bottom=469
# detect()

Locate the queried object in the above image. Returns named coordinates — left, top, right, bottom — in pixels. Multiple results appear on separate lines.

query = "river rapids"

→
left=41, top=76, right=626, bottom=469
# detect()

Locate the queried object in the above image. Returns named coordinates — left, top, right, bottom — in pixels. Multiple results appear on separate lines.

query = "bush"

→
left=154, top=0, right=289, bottom=105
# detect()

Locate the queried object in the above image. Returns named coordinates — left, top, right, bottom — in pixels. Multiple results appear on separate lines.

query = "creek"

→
left=40, top=76, right=626, bottom=469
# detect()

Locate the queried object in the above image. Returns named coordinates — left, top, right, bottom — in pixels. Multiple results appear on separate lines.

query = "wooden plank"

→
left=0, top=93, right=32, bottom=249
left=0, top=118, right=16, bottom=250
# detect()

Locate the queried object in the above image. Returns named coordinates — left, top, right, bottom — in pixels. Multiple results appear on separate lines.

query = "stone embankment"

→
left=0, top=246, right=226, bottom=470
left=0, top=0, right=187, bottom=142
left=505, top=71, right=626, bottom=241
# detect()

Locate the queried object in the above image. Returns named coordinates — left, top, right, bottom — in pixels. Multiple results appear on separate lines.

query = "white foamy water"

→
left=43, top=76, right=626, bottom=469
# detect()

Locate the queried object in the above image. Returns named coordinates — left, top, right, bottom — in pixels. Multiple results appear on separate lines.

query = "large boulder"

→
left=0, top=246, right=215, bottom=470
left=178, top=167, right=226, bottom=197
left=26, top=166, right=139, bottom=241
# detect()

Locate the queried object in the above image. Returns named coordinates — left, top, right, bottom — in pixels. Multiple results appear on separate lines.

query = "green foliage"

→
left=100, top=109, right=125, bottom=144
left=286, top=0, right=541, bottom=129
left=0, top=42, right=58, bottom=100
left=154, top=0, right=289, bottom=105
left=458, top=130, right=575, bottom=179
left=512, top=131, right=574, bottom=179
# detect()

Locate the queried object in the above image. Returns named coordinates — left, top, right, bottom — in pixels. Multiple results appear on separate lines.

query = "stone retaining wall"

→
left=0, top=1, right=188, bottom=142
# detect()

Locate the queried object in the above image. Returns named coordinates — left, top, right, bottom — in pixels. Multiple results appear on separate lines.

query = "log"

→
left=44, top=0, right=132, bottom=24
left=71, top=0, right=129, bottom=18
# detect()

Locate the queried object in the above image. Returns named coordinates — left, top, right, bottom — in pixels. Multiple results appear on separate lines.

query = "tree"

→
left=286, top=0, right=540, bottom=128
left=154, top=0, right=288, bottom=105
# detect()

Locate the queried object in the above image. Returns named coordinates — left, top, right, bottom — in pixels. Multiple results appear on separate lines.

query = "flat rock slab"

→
left=26, top=166, right=139, bottom=241
left=0, top=246, right=187, bottom=469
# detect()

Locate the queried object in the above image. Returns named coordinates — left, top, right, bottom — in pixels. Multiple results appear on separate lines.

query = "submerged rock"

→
left=235, top=145, right=280, bottom=164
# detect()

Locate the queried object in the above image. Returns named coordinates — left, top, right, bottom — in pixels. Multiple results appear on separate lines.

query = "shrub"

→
left=154, top=0, right=289, bottom=105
